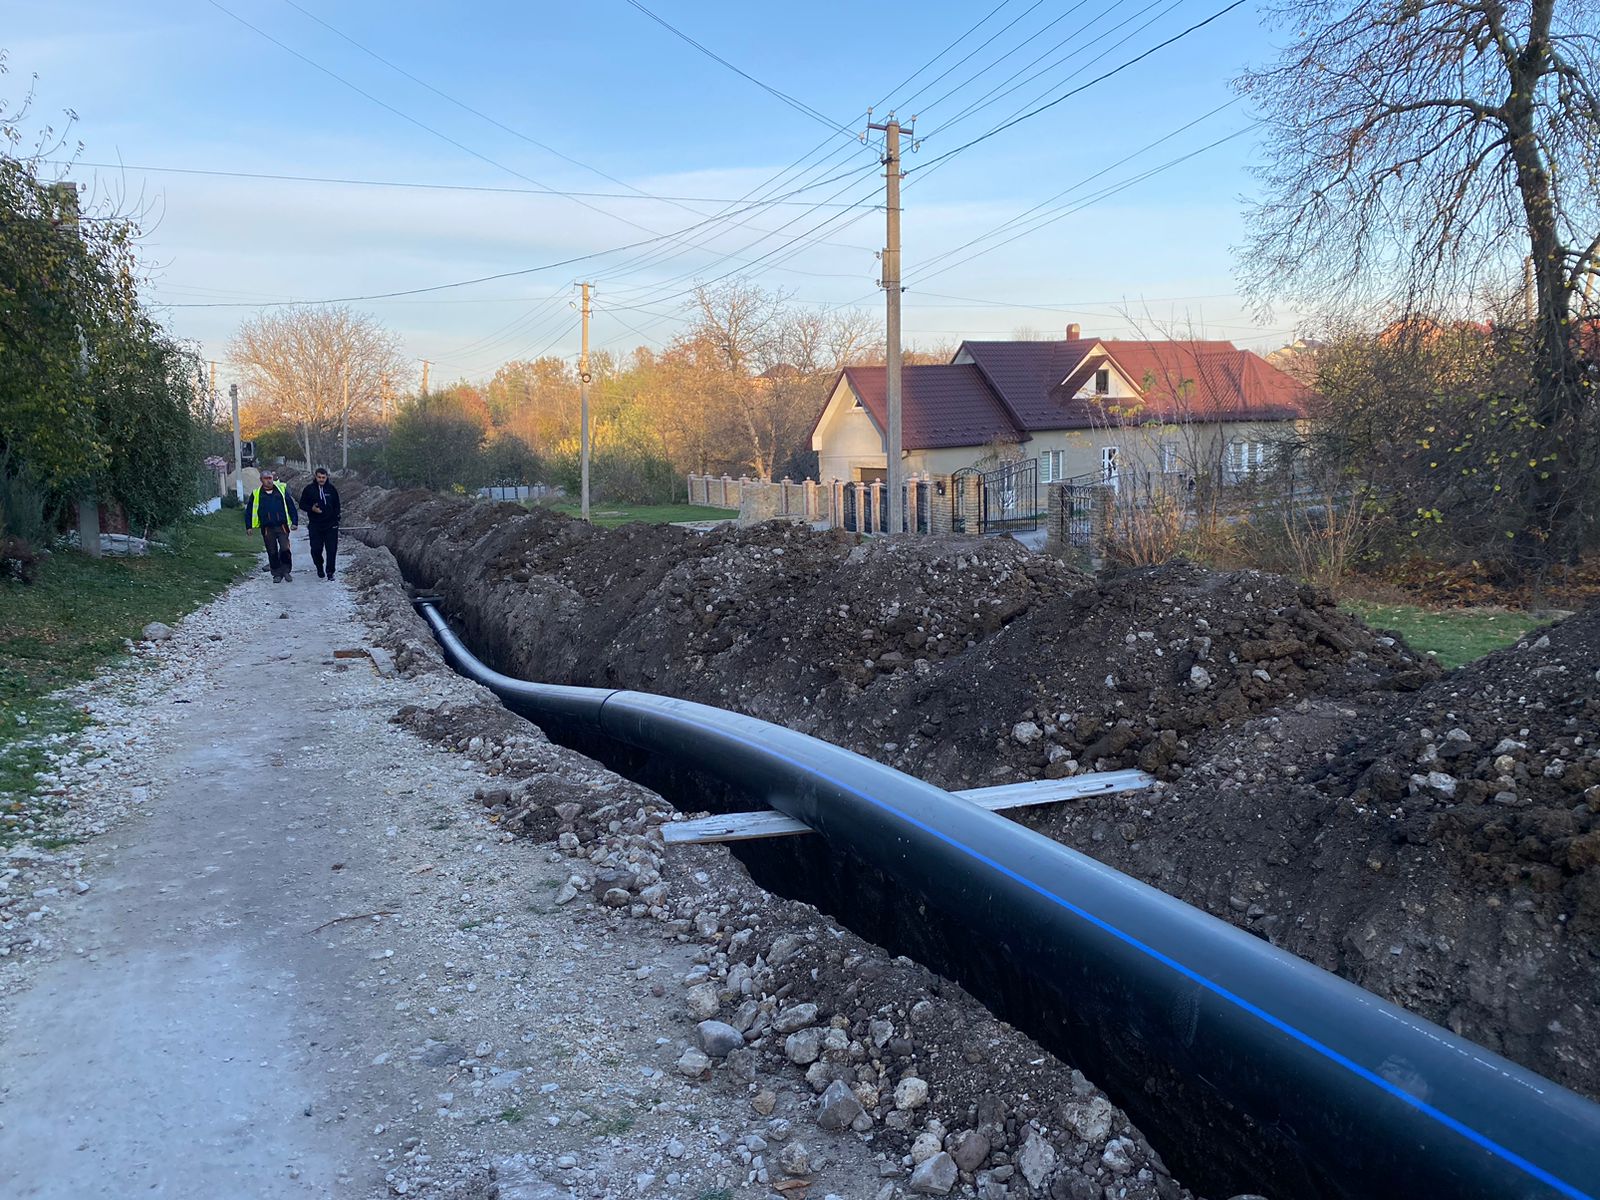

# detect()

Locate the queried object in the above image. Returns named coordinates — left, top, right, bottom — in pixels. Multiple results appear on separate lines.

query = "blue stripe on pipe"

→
left=677, top=719, right=1595, bottom=1200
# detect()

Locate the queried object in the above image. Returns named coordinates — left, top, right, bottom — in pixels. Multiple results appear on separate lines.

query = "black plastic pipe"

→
left=416, top=600, right=1600, bottom=1200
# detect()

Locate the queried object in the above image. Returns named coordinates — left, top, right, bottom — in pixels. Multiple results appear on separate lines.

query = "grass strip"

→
left=0, top=509, right=259, bottom=842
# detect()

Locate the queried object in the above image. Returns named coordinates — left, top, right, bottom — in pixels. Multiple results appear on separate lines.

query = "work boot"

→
left=316, top=565, right=325, bottom=578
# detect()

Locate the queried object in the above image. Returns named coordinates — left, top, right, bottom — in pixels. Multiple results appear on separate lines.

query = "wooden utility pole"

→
left=420, top=358, right=431, bottom=396
left=341, top=374, right=350, bottom=470
left=229, top=384, right=244, bottom=500
left=578, top=282, right=593, bottom=522
left=869, top=116, right=910, bottom=535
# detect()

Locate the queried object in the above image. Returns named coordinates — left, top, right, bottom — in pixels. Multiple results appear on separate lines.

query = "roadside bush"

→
left=547, top=447, right=675, bottom=505
left=0, top=458, right=47, bottom=547
left=250, top=427, right=303, bottom=464
left=384, top=393, right=489, bottom=490
left=480, top=432, right=542, bottom=486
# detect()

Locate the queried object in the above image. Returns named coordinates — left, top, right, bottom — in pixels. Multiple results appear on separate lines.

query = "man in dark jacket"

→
left=299, top=466, right=341, bottom=580
left=246, top=470, right=299, bottom=582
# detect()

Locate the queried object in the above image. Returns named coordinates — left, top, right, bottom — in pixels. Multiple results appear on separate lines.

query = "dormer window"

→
left=1094, top=369, right=1110, bottom=395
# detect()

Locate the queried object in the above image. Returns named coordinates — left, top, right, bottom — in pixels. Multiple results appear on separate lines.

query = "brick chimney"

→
left=1065, top=323, right=1081, bottom=340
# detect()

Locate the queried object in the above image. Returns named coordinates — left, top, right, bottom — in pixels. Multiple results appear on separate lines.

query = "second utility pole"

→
left=578, top=282, right=593, bottom=522
left=870, top=116, right=907, bottom=535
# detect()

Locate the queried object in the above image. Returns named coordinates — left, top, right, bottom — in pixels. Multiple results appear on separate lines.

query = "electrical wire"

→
left=159, top=162, right=880, bottom=309
left=909, top=0, right=1250, bottom=175
left=908, top=99, right=1243, bottom=279
left=871, top=0, right=1022, bottom=110
left=908, top=125, right=1257, bottom=285
left=47, top=159, right=877, bottom=208
left=913, top=0, right=1143, bottom=133
left=209, top=0, right=873, bottom=273
left=277, top=0, right=700, bottom=214
left=622, top=0, right=857, bottom=138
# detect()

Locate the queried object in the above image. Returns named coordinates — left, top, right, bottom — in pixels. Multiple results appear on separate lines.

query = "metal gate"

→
left=1054, top=474, right=1105, bottom=558
left=977, top=459, right=1038, bottom=533
left=950, top=467, right=978, bottom=532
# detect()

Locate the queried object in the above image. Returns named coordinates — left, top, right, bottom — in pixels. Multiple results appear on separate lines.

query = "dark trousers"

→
left=309, top=525, right=339, bottom=577
left=261, top=524, right=293, bottom=578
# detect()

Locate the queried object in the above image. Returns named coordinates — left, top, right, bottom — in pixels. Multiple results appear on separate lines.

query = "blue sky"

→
left=9, top=0, right=1309, bottom=390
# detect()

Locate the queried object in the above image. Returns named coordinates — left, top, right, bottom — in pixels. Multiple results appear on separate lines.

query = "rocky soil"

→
left=349, top=486, right=1600, bottom=1103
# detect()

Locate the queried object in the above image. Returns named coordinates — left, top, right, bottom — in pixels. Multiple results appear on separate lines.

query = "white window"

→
left=1094, top=369, right=1111, bottom=395
left=1160, top=441, right=1179, bottom=473
left=1225, top=440, right=1264, bottom=478
left=1054, top=449, right=1067, bottom=479
left=1040, top=451, right=1053, bottom=483
left=1101, top=446, right=1120, bottom=488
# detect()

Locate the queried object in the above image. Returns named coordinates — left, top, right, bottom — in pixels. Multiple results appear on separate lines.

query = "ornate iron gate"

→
left=1054, top=473, right=1104, bottom=557
left=950, top=467, right=979, bottom=532
left=977, top=459, right=1038, bottom=533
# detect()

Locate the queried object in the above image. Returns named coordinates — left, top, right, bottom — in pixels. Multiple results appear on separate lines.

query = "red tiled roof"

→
left=960, top=338, right=1312, bottom=429
left=839, top=364, right=1021, bottom=450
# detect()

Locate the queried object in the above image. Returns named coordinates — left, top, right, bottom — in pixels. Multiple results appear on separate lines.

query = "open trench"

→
left=354, top=491, right=1598, bottom=1200
left=414, top=600, right=1335, bottom=1200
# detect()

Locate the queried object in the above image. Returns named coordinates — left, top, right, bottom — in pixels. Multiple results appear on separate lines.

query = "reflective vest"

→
left=250, top=482, right=291, bottom=529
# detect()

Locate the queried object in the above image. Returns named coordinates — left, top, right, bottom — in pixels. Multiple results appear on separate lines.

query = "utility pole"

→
left=341, top=374, right=350, bottom=471
left=420, top=358, right=431, bottom=396
left=229, top=383, right=244, bottom=501
left=869, top=116, right=910, bottom=534
left=578, top=282, right=593, bottom=522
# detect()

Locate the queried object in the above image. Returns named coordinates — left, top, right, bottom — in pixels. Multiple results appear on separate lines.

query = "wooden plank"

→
left=660, top=768, right=1155, bottom=845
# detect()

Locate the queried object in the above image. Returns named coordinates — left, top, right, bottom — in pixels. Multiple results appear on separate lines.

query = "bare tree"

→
left=230, top=306, right=405, bottom=468
left=680, top=282, right=881, bottom=480
left=1237, top=0, right=1600, bottom=562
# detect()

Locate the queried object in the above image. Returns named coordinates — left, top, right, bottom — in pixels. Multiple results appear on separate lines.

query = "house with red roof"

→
left=811, top=325, right=1313, bottom=491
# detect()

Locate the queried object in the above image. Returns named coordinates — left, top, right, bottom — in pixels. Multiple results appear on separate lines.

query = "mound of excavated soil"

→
left=1023, top=607, right=1600, bottom=1099
left=350, top=487, right=1600, bottom=1100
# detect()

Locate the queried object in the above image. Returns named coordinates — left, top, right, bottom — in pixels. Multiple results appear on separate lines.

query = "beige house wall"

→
left=813, top=376, right=888, bottom=482
left=1026, top=420, right=1297, bottom=484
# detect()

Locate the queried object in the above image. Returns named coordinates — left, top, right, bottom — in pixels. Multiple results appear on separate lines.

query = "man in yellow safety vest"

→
left=246, top=470, right=300, bottom=583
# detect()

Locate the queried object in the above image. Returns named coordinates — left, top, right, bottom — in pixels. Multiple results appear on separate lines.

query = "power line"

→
left=909, top=99, right=1243, bottom=279
left=48, top=159, right=878, bottom=207
left=157, top=162, right=881, bottom=309
left=909, top=125, right=1257, bottom=285
left=896, top=0, right=1059, bottom=113
left=873, top=0, right=1024, bottom=109
left=911, top=290, right=1242, bottom=310
left=277, top=0, right=688, bottom=212
left=909, top=0, right=1249, bottom=175
left=622, top=0, right=857, bottom=138
left=208, top=0, right=870, bottom=272
left=914, top=0, right=1145, bottom=133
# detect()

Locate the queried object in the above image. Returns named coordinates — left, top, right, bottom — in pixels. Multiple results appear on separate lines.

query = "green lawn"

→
left=1342, top=600, right=1547, bottom=669
left=547, top=502, right=734, bottom=528
left=0, top=509, right=259, bottom=840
